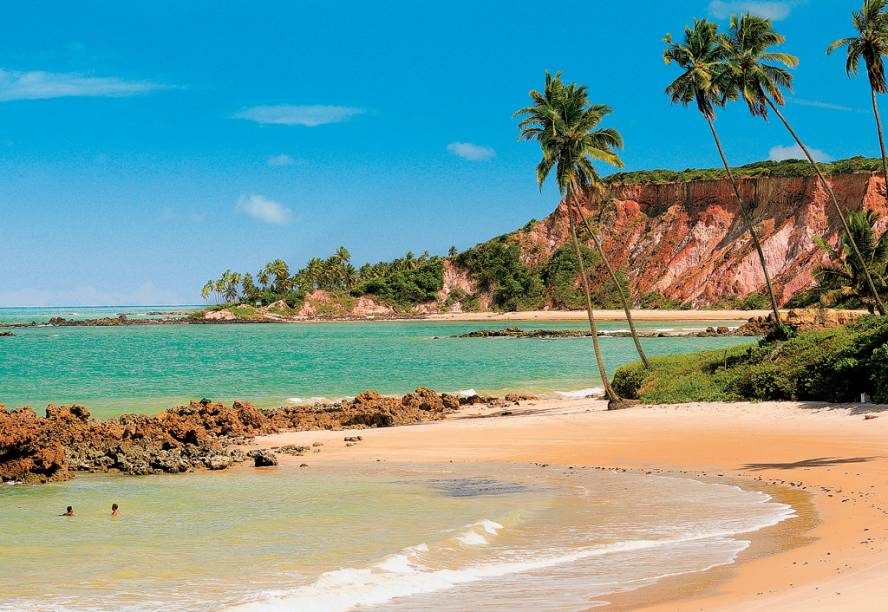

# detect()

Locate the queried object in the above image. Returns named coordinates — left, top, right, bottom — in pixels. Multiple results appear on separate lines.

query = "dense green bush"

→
left=605, top=156, right=882, bottom=185
left=456, top=236, right=544, bottom=311
left=613, top=316, right=888, bottom=403
left=541, top=245, right=594, bottom=308
left=354, top=259, right=443, bottom=307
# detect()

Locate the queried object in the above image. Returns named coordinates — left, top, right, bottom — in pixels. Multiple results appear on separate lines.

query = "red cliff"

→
left=517, top=172, right=888, bottom=306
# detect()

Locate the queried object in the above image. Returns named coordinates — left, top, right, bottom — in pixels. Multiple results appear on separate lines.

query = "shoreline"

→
left=0, top=308, right=791, bottom=328
left=245, top=398, right=888, bottom=610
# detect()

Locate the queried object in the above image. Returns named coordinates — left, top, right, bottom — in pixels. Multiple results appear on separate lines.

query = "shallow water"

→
left=0, top=317, right=754, bottom=418
left=0, top=305, right=201, bottom=323
left=0, top=462, right=792, bottom=611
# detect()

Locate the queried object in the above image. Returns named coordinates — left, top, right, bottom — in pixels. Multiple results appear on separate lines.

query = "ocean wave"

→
left=454, top=519, right=503, bottom=546
left=285, top=396, right=327, bottom=405
left=455, top=388, right=477, bottom=397
left=554, top=387, right=604, bottom=399
left=228, top=500, right=791, bottom=612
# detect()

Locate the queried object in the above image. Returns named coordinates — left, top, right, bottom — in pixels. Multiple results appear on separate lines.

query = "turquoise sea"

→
left=0, top=307, right=756, bottom=418
left=0, top=307, right=787, bottom=610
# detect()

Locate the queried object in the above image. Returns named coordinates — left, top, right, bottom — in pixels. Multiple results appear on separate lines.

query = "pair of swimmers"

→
left=62, top=504, right=119, bottom=517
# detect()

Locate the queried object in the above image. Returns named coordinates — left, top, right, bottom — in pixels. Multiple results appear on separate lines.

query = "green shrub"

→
left=605, top=156, right=882, bottom=185
left=612, top=316, right=888, bottom=403
left=738, top=292, right=768, bottom=309
left=456, top=236, right=545, bottom=311
left=354, top=259, right=444, bottom=307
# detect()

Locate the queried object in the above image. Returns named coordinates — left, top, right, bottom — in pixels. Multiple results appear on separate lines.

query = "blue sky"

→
left=0, top=0, right=878, bottom=306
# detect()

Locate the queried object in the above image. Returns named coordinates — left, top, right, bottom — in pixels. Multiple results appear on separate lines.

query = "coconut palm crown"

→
left=514, top=71, right=624, bottom=195
left=663, top=18, right=734, bottom=118
left=827, top=0, right=888, bottom=93
left=723, top=12, right=798, bottom=118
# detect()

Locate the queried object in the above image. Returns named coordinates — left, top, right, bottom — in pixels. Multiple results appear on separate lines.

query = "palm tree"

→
left=516, top=72, right=630, bottom=402
left=201, top=280, right=214, bottom=303
left=257, top=269, right=270, bottom=289
left=515, top=70, right=650, bottom=374
left=664, top=18, right=785, bottom=330
left=264, top=259, right=290, bottom=293
left=828, top=0, right=888, bottom=184
left=815, top=209, right=888, bottom=313
left=724, top=12, right=887, bottom=315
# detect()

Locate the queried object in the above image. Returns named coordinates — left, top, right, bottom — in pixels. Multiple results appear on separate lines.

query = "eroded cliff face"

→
left=516, top=172, right=888, bottom=306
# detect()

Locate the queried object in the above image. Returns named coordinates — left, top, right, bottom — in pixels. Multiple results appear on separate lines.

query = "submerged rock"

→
left=251, top=449, right=278, bottom=467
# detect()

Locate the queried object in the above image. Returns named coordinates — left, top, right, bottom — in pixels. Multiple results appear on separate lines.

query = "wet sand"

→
left=248, top=398, right=888, bottom=610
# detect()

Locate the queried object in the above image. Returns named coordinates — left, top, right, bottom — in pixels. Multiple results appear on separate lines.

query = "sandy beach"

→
left=248, top=398, right=888, bottom=610
left=425, top=308, right=772, bottom=322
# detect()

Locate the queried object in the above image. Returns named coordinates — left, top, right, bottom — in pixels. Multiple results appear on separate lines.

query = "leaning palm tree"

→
left=515, top=71, right=650, bottom=374
left=814, top=209, right=888, bottom=313
left=516, top=72, right=634, bottom=402
left=664, top=18, right=784, bottom=330
left=724, top=12, right=887, bottom=315
left=201, top=280, right=214, bottom=303
left=828, top=0, right=888, bottom=184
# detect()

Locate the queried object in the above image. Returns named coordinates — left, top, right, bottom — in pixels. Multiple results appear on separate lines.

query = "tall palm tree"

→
left=516, top=72, right=631, bottom=402
left=815, top=209, right=888, bottom=313
left=515, top=71, right=650, bottom=373
left=264, top=259, right=290, bottom=293
left=664, top=18, right=784, bottom=330
left=724, top=12, right=887, bottom=315
left=828, top=0, right=888, bottom=184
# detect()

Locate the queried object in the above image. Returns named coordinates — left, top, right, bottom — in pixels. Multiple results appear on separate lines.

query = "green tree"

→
left=515, top=71, right=639, bottom=400
left=664, top=18, right=785, bottom=331
left=724, top=12, right=886, bottom=315
left=201, top=280, right=214, bottom=303
left=264, top=259, right=290, bottom=293
left=828, top=0, right=888, bottom=184
left=257, top=269, right=270, bottom=289
left=815, top=209, right=888, bottom=313
left=516, top=71, right=650, bottom=370
left=241, top=272, right=257, bottom=302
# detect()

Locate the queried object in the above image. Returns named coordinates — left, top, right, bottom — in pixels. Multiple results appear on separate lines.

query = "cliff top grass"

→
left=612, top=315, right=888, bottom=404
left=605, top=156, right=882, bottom=185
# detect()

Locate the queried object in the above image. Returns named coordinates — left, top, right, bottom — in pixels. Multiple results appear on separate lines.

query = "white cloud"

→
left=233, top=105, right=363, bottom=126
left=266, top=153, right=304, bottom=167
left=707, top=1, right=794, bottom=21
left=235, top=194, right=293, bottom=225
left=0, top=68, right=171, bottom=101
left=0, top=282, right=181, bottom=307
left=768, top=143, right=832, bottom=162
left=790, top=97, right=866, bottom=113
left=447, top=142, right=496, bottom=161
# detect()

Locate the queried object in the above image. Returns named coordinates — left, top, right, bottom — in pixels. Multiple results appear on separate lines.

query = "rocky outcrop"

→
left=0, top=389, right=466, bottom=484
left=513, top=172, right=888, bottom=307
left=456, top=326, right=747, bottom=338
left=738, top=308, right=866, bottom=335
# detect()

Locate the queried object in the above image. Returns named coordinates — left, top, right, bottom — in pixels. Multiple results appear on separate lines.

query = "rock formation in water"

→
left=0, top=388, right=465, bottom=484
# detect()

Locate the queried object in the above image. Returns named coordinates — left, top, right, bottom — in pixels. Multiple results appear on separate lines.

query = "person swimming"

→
left=62, top=506, right=74, bottom=517
left=111, top=503, right=120, bottom=517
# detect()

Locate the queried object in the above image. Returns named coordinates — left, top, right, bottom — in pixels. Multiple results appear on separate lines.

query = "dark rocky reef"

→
left=0, top=387, right=465, bottom=485
left=457, top=326, right=749, bottom=339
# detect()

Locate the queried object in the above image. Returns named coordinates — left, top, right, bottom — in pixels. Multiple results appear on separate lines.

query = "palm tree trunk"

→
left=567, top=194, right=619, bottom=401
left=870, top=87, right=888, bottom=190
left=766, top=96, right=887, bottom=316
left=704, top=116, right=784, bottom=328
left=567, top=185, right=650, bottom=368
